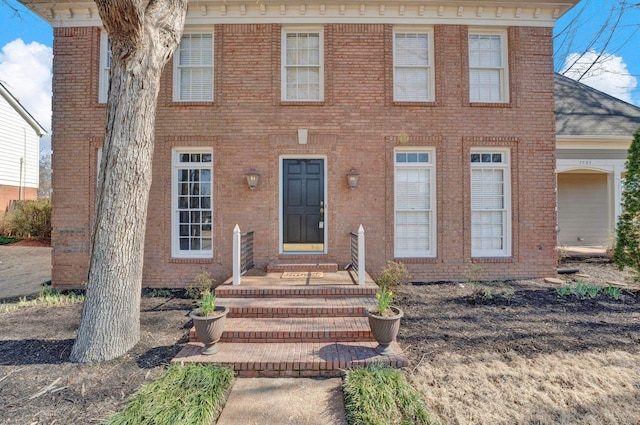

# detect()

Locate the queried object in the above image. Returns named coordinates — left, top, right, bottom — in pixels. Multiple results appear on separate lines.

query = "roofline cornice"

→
left=21, top=0, right=578, bottom=28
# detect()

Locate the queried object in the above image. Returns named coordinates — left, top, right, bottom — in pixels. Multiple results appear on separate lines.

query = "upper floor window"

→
left=282, top=28, right=324, bottom=101
left=393, top=29, right=434, bottom=102
left=394, top=149, right=436, bottom=258
left=470, top=149, right=511, bottom=257
left=468, top=31, right=508, bottom=103
left=173, top=33, right=214, bottom=102
left=98, top=31, right=111, bottom=103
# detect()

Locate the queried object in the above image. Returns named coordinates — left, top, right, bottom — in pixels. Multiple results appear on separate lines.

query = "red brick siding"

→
left=0, top=186, right=38, bottom=212
left=51, top=24, right=557, bottom=288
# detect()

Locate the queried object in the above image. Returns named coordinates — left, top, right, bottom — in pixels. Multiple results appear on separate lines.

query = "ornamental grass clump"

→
left=374, top=261, right=409, bottom=316
left=343, top=365, right=437, bottom=425
left=106, top=364, right=233, bottom=425
left=193, top=271, right=216, bottom=316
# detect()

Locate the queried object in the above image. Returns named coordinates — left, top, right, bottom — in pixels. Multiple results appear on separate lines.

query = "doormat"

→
left=281, top=272, right=324, bottom=279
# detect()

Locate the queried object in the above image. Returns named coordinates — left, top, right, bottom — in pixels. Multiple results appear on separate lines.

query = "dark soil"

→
left=1, top=260, right=638, bottom=424
left=397, top=260, right=640, bottom=362
left=0, top=296, right=194, bottom=424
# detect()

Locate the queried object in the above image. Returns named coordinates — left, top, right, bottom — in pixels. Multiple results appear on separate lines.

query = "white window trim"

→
left=171, top=147, right=214, bottom=258
left=393, top=27, right=435, bottom=102
left=470, top=148, right=511, bottom=257
left=172, top=31, right=215, bottom=102
left=98, top=31, right=110, bottom=104
left=281, top=26, right=325, bottom=102
left=394, top=147, right=437, bottom=258
left=468, top=29, right=509, bottom=104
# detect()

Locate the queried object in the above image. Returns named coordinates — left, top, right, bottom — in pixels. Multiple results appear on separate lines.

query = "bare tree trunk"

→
left=70, top=0, right=187, bottom=363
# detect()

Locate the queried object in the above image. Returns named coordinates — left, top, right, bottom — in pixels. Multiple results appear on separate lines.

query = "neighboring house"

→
left=555, top=73, right=640, bottom=248
left=23, top=0, right=579, bottom=287
left=0, top=82, right=46, bottom=211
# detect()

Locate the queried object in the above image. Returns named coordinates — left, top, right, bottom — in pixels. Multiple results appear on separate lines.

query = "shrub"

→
left=4, top=199, right=51, bottom=240
left=614, top=126, right=640, bottom=279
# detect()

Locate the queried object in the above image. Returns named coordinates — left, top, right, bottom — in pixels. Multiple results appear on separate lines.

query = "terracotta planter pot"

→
left=189, top=306, right=229, bottom=355
left=365, top=306, right=403, bottom=356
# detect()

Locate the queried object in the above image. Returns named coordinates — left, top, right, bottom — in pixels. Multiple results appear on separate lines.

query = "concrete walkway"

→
left=217, top=377, right=347, bottom=425
left=0, top=245, right=52, bottom=300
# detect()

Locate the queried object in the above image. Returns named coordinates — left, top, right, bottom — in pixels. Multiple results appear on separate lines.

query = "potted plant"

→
left=366, top=261, right=409, bottom=356
left=189, top=272, right=229, bottom=355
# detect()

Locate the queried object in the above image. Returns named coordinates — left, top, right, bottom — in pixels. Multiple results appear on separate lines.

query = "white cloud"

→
left=561, top=50, right=638, bottom=105
left=0, top=39, right=53, bottom=153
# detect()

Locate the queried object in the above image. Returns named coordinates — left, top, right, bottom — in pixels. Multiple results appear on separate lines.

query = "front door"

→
left=282, top=159, right=325, bottom=252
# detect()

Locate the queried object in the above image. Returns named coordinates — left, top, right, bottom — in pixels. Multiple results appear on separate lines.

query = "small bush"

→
left=4, top=199, right=51, bottom=240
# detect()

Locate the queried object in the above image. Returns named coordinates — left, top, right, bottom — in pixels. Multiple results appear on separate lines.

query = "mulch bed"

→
left=0, top=259, right=638, bottom=423
left=9, top=238, right=51, bottom=247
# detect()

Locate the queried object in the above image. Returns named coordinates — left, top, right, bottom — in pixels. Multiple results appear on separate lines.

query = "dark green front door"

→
left=283, top=159, right=324, bottom=252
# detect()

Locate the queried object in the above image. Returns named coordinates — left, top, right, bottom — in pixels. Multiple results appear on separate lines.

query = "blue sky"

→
left=0, top=2, right=52, bottom=47
left=0, top=0, right=638, bottom=154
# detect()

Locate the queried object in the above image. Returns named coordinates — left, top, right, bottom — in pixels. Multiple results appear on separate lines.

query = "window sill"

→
left=280, top=101, right=325, bottom=106
left=169, top=257, right=213, bottom=264
left=393, top=257, right=438, bottom=264
left=471, top=257, right=514, bottom=263
left=469, top=102, right=512, bottom=108
left=171, top=101, right=216, bottom=107
left=393, top=101, right=437, bottom=107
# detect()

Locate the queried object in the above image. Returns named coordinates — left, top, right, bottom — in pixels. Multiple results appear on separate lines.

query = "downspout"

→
left=19, top=128, right=27, bottom=200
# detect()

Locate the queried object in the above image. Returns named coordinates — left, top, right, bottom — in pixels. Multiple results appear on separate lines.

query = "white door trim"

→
left=279, top=155, right=328, bottom=255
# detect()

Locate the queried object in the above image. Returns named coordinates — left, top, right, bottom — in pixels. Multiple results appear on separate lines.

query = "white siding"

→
left=557, top=173, right=610, bottom=246
left=0, top=94, right=40, bottom=189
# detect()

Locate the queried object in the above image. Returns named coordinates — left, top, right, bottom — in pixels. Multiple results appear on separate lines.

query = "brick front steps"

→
left=172, top=271, right=409, bottom=376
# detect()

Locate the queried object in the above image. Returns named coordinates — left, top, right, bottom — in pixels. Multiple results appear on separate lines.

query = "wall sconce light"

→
left=347, top=168, right=360, bottom=190
left=245, top=168, right=260, bottom=190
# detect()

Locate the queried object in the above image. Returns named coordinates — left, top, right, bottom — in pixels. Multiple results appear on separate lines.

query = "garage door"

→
left=557, top=173, right=610, bottom=246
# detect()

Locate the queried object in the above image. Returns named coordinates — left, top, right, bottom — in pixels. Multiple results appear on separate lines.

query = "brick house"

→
left=0, top=82, right=45, bottom=212
left=23, top=0, right=578, bottom=287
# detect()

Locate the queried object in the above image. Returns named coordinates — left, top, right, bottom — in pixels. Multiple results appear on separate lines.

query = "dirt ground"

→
left=0, top=296, right=194, bottom=425
left=1, top=258, right=638, bottom=424
left=398, top=258, right=640, bottom=425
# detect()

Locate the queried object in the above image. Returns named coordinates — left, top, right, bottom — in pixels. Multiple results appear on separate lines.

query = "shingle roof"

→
left=555, top=73, right=640, bottom=137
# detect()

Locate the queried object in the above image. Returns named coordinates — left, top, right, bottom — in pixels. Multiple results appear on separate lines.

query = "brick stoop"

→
left=174, top=341, right=408, bottom=377
left=172, top=272, right=410, bottom=376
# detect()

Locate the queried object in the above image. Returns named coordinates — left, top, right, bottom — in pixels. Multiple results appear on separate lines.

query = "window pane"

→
left=394, top=32, right=430, bottom=102
left=396, top=168, right=430, bottom=210
left=469, top=69, right=501, bottom=102
left=177, top=34, right=213, bottom=101
left=175, top=151, right=213, bottom=255
left=395, top=68, right=428, bottom=101
left=395, top=156, right=434, bottom=256
left=469, top=33, right=504, bottom=103
left=471, top=154, right=509, bottom=256
left=284, top=32, right=322, bottom=101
